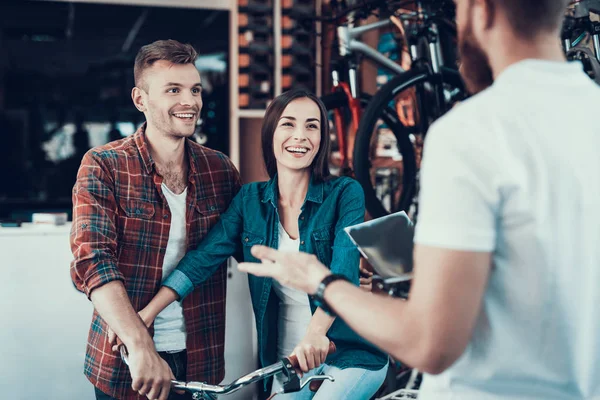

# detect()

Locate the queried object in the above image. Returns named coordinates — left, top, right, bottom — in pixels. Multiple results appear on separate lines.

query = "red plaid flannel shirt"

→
left=70, top=124, right=241, bottom=399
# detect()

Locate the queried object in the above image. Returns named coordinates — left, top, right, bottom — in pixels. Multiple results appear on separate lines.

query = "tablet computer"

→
left=344, top=211, right=415, bottom=281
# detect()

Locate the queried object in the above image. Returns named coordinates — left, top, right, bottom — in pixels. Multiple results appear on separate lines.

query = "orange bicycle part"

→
left=331, top=82, right=362, bottom=171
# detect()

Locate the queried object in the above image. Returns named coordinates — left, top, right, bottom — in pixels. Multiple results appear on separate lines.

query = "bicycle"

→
left=311, top=0, right=465, bottom=220
left=119, top=342, right=336, bottom=399
left=345, top=1, right=463, bottom=219
left=317, top=0, right=415, bottom=178
left=563, top=0, right=600, bottom=84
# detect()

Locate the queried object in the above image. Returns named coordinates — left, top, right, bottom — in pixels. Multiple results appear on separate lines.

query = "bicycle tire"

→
left=353, top=66, right=464, bottom=218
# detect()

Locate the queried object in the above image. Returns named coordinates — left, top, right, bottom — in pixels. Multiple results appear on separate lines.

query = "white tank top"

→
left=153, top=183, right=188, bottom=352
left=271, top=221, right=313, bottom=359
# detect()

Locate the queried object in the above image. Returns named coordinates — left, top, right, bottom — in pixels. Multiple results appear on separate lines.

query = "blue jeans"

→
left=94, top=350, right=194, bottom=400
left=271, top=363, right=388, bottom=400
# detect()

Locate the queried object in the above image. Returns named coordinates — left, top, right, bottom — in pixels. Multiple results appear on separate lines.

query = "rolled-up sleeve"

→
left=70, top=151, right=124, bottom=299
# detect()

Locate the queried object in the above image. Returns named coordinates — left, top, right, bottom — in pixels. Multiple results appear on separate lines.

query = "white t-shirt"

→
left=153, top=184, right=188, bottom=352
left=415, top=59, right=600, bottom=400
left=272, top=221, right=313, bottom=360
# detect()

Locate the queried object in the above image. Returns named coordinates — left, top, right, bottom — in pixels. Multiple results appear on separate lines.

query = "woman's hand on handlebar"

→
left=108, top=307, right=156, bottom=352
left=291, top=333, right=331, bottom=374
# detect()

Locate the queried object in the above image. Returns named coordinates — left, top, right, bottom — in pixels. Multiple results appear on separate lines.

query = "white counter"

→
left=0, top=224, right=257, bottom=399
left=0, top=222, right=72, bottom=236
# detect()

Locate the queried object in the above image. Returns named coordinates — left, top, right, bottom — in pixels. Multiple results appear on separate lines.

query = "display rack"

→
left=230, top=0, right=322, bottom=180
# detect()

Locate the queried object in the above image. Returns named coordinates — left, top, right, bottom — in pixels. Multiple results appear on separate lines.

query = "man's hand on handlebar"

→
left=106, top=310, right=181, bottom=399
left=125, top=340, right=175, bottom=400
left=292, top=333, right=331, bottom=374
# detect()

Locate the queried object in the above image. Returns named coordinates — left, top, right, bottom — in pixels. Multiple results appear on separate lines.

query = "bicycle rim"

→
left=353, top=67, right=464, bottom=219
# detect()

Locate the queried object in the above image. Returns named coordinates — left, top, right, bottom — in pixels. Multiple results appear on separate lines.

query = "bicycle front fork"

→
left=331, top=62, right=362, bottom=173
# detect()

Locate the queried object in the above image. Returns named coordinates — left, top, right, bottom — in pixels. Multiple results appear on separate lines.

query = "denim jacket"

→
left=164, top=175, right=388, bottom=373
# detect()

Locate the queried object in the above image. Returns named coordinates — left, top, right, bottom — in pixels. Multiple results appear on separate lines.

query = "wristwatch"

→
left=311, top=274, right=349, bottom=317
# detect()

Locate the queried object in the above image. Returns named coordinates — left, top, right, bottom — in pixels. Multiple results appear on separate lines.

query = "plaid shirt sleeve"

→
left=70, top=150, right=124, bottom=299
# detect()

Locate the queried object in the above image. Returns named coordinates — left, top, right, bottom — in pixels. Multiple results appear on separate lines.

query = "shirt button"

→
left=135, top=209, right=141, bottom=215
left=300, top=216, right=305, bottom=220
left=245, top=237, right=249, bottom=242
left=300, top=240, right=305, bottom=245
left=163, top=214, right=169, bottom=219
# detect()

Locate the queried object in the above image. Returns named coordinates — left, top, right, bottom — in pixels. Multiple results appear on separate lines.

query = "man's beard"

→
left=147, top=104, right=198, bottom=139
left=458, top=18, right=495, bottom=95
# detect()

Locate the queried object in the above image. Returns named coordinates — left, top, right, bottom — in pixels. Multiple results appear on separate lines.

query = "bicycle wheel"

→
left=353, top=66, right=465, bottom=219
left=321, top=91, right=417, bottom=191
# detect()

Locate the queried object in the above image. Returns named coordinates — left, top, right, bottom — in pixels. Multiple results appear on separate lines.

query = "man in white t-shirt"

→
left=238, top=0, right=600, bottom=399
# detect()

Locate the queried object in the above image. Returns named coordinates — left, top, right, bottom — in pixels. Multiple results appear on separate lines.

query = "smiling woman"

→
left=274, top=99, right=321, bottom=170
left=261, top=89, right=331, bottom=182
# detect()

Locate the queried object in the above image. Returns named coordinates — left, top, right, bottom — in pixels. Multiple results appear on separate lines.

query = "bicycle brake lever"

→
left=281, top=357, right=302, bottom=393
left=299, top=375, right=335, bottom=390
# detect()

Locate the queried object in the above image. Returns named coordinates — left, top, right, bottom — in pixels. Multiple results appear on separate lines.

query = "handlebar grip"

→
left=288, top=341, right=336, bottom=392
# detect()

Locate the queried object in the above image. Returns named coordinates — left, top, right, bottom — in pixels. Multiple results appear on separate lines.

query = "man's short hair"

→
left=493, top=0, right=570, bottom=37
left=133, top=39, right=198, bottom=90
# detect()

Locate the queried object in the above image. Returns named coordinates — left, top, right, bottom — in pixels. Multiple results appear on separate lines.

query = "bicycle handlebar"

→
left=119, top=341, right=337, bottom=395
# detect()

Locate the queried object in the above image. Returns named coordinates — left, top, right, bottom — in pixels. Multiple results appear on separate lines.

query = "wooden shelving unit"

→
left=230, top=0, right=322, bottom=182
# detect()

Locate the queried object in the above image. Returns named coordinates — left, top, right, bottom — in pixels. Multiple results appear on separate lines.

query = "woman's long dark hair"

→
left=261, top=89, right=331, bottom=181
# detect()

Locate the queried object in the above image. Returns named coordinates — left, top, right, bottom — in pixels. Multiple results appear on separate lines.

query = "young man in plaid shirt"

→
left=70, top=40, right=241, bottom=400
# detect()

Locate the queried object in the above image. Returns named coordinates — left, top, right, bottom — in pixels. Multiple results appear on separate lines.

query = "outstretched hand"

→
left=238, top=245, right=331, bottom=295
